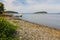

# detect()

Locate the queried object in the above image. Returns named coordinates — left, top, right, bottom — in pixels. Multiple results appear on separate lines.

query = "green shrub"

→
left=0, top=17, right=18, bottom=40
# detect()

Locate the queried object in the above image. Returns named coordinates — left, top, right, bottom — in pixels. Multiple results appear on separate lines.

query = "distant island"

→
left=4, top=11, right=18, bottom=13
left=34, top=11, right=47, bottom=14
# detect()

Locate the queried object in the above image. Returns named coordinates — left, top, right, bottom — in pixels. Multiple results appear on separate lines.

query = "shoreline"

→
left=6, top=17, right=60, bottom=40
left=15, top=17, right=60, bottom=31
left=22, top=19, right=60, bottom=30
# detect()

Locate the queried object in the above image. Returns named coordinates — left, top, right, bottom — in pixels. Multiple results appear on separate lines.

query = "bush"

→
left=0, top=17, right=18, bottom=40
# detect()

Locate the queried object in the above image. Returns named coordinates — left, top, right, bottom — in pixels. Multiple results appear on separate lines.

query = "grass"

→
left=0, top=17, right=19, bottom=40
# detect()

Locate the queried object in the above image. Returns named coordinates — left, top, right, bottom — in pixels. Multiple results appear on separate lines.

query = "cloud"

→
left=2, top=0, right=23, bottom=12
left=0, top=0, right=60, bottom=13
left=4, top=0, right=15, bottom=3
left=26, top=0, right=54, bottom=5
left=23, top=4, right=60, bottom=13
left=24, top=0, right=60, bottom=13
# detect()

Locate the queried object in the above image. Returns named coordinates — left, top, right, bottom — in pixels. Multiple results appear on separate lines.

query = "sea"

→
left=13, top=13, right=60, bottom=29
left=19, top=13, right=60, bottom=29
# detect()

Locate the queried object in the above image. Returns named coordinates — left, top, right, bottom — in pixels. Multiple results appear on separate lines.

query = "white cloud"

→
left=2, top=0, right=23, bottom=13
left=4, top=0, right=15, bottom=3
left=24, top=0, right=60, bottom=13
left=26, top=0, right=34, bottom=4
left=1, top=0, right=60, bottom=13
left=26, top=0, right=54, bottom=4
left=24, top=4, right=60, bottom=13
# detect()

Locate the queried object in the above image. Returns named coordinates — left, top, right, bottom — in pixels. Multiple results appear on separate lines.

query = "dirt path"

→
left=7, top=17, right=60, bottom=40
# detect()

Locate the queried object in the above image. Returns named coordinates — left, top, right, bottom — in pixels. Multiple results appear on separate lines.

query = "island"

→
left=34, top=11, right=47, bottom=14
left=4, top=11, right=18, bottom=16
left=4, top=11, right=18, bottom=13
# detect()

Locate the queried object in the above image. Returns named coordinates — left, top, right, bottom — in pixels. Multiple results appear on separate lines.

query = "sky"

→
left=0, top=0, right=60, bottom=13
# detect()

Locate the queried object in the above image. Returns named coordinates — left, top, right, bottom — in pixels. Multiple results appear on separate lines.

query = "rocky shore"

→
left=6, top=17, right=60, bottom=40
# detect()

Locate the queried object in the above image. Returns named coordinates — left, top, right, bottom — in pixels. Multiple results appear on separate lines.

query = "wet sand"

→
left=6, top=17, right=60, bottom=40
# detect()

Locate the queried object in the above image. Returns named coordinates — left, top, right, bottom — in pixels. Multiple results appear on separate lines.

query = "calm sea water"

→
left=21, top=13, right=60, bottom=29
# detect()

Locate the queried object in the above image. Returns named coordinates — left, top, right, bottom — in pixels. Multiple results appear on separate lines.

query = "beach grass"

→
left=0, top=17, right=19, bottom=40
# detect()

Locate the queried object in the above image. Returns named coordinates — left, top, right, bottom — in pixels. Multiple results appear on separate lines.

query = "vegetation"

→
left=0, top=17, right=18, bottom=40
left=0, top=2, right=4, bottom=14
left=4, top=11, right=18, bottom=13
left=34, top=11, right=47, bottom=14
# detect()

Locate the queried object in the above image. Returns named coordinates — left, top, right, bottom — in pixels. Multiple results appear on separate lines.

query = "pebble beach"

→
left=6, top=17, right=60, bottom=40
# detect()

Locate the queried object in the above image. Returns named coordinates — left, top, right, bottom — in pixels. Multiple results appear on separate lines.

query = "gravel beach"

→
left=6, top=17, right=60, bottom=40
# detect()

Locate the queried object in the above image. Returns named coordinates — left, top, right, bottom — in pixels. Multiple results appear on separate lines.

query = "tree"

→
left=0, top=2, right=4, bottom=14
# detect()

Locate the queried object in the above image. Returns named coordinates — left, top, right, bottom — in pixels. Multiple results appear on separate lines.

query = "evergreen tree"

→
left=0, top=2, right=4, bottom=14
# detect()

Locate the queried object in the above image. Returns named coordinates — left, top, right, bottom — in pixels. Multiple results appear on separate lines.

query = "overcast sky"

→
left=0, top=0, right=60, bottom=13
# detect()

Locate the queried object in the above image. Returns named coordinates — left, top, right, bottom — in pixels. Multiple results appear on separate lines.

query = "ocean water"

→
left=21, top=13, right=60, bottom=29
